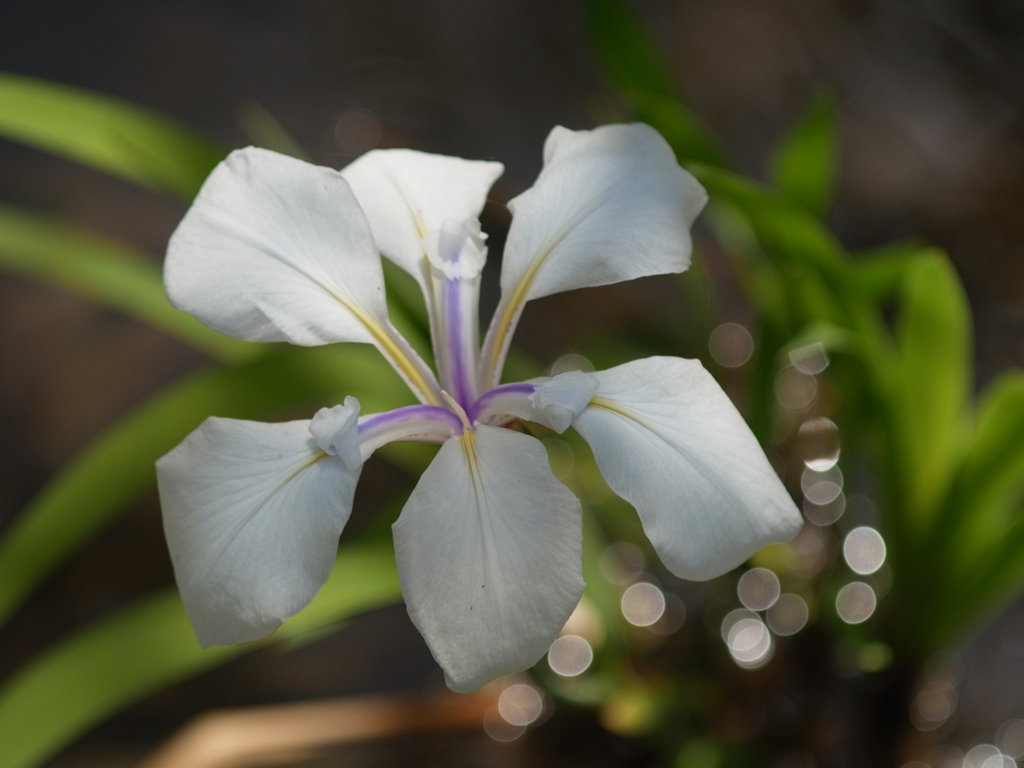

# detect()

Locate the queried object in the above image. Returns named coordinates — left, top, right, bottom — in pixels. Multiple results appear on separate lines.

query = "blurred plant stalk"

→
left=138, top=689, right=497, bottom=768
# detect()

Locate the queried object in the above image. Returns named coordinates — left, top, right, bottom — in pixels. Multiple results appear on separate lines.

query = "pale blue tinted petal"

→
left=573, top=357, right=802, bottom=581
left=392, top=426, right=584, bottom=692
left=157, top=417, right=360, bottom=646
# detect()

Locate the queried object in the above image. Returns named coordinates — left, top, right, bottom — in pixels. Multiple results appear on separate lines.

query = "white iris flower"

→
left=156, top=123, right=802, bottom=692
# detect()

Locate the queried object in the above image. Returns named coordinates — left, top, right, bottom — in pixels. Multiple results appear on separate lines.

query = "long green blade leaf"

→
left=0, top=543, right=401, bottom=768
left=770, top=91, right=839, bottom=216
left=584, top=0, right=727, bottom=167
left=962, top=371, right=1024, bottom=515
left=0, top=73, right=224, bottom=200
left=585, top=0, right=676, bottom=99
left=851, top=240, right=923, bottom=304
left=895, top=251, right=971, bottom=521
left=0, top=205, right=256, bottom=362
left=0, top=345, right=410, bottom=625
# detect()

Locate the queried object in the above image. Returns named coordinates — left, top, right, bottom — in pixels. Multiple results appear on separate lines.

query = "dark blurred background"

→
left=1, top=1, right=1024, bottom=765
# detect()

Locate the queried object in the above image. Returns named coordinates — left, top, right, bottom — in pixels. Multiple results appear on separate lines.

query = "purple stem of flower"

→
left=357, top=402, right=464, bottom=460
left=468, top=381, right=537, bottom=424
left=358, top=404, right=464, bottom=437
left=444, top=276, right=475, bottom=409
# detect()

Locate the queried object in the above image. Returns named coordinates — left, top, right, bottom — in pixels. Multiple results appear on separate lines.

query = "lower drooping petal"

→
left=157, top=417, right=361, bottom=646
left=392, top=425, right=585, bottom=692
left=573, top=357, right=802, bottom=581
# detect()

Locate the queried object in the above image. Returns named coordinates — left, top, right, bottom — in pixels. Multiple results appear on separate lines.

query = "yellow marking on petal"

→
left=588, top=396, right=657, bottom=432
left=343, top=298, right=441, bottom=406
left=484, top=245, right=551, bottom=385
left=482, top=180, right=623, bottom=386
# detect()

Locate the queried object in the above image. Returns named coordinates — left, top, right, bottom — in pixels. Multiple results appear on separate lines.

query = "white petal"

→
left=573, top=357, right=802, bottom=581
left=342, top=149, right=503, bottom=288
left=481, top=123, right=707, bottom=386
left=165, top=147, right=392, bottom=347
left=157, top=417, right=360, bottom=646
left=392, top=426, right=584, bottom=692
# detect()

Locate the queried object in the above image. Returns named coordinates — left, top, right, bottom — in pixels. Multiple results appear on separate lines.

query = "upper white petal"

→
left=392, top=426, right=584, bottom=692
left=499, top=123, right=707, bottom=303
left=165, top=147, right=391, bottom=346
left=341, top=149, right=503, bottom=287
left=157, top=416, right=360, bottom=646
left=572, top=357, right=802, bottom=581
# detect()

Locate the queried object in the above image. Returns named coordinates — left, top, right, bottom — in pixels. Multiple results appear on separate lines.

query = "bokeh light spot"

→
left=621, top=582, right=666, bottom=627
left=798, top=417, right=840, bottom=471
left=789, top=342, right=830, bottom=374
left=775, top=366, right=817, bottom=410
left=548, top=635, right=593, bottom=677
left=997, top=719, right=1024, bottom=759
left=737, top=567, right=781, bottom=611
left=766, top=593, right=809, bottom=636
left=843, top=526, right=886, bottom=574
left=963, top=744, right=1012, bottom=768
left=498, top=683, right=543, bottom=726
left=709, top=322, right=754, bottom=368
left=802, top=465, right=843, bottom=505
left=836, top=582, right=876, bottom=624
left=722, top=610, right=773, bottom=668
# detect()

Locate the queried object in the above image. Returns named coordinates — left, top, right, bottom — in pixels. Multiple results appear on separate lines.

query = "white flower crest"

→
left=156, top=123, right=802, bottom=692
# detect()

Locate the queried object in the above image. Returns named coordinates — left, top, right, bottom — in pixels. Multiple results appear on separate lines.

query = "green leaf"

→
left=770, top=91, right=839, bottom=215
left=895, top=250, right=972, bottom=520
left=851, top=240, right=923, bottom=304
left=926, top=505, right=1024, bottom=649
left=235, top=100, right=309, bottom=161
left=0, top=345, right=411, bottom=626
left=584, top=0, right=728, bottom=168
left=692, top=165, right=847, bottom=276
left=962, top=371, right=1024, bottom=516
left=0, top=204, right=257, bottom=362
left=0, top=72, right=224, bottom=200
left=0, top=543, right=400, bottom=768
left=585, top=0, right=677, bottom=99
